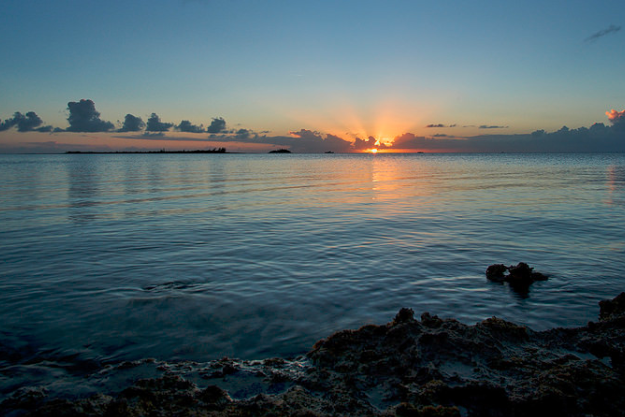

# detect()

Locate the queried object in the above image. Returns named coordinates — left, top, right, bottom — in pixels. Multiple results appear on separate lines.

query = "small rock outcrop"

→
left=486, top=262, right=548, bottom=291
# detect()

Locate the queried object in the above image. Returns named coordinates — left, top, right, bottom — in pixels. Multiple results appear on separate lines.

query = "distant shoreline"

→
left=66, top=148, right=227, bottom=154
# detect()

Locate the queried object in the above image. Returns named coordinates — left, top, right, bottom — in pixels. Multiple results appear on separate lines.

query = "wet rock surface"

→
left=3, top=292, right=625, bottom=416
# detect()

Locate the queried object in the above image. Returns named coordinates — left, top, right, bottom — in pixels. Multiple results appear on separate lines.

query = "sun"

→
left=370, top=148, right=378, bottom=154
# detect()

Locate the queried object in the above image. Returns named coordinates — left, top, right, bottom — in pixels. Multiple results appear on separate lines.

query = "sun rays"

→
left=278, top=94, right=436, bottom=149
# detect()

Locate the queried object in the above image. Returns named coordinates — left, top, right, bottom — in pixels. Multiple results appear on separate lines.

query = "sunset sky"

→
left=1, top=0, right=624, bottom=153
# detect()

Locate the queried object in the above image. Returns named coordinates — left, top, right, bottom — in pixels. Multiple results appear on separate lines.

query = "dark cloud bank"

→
left=382, top=111, right=625, bottom=153
left=1, top=99, right=625, bottom=153
left=219, top=110, right=625, bottom=153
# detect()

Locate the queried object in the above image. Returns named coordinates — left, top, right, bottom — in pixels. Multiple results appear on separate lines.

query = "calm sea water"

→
left=1, top=153, right=625, bottom=397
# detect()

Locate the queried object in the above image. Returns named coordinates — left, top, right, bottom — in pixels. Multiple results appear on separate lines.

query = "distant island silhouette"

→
left=66, top=148, right=227, bottom=154
left=268, top=149, right=291, bottom=153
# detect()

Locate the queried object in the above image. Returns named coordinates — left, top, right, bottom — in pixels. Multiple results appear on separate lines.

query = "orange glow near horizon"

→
left=0, top=97, right=448, bottom=153
left=359, top=147, right=432, bottom=154
left=279, top=95, right=436, bottom=147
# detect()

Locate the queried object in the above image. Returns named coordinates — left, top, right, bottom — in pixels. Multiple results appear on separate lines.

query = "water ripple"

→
left=1, top=153, right=624, bottom=374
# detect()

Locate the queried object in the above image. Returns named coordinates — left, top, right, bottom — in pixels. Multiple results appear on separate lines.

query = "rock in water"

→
left=485, top=264, right=508, bottom=282
left=486, top=262, right=549, bottom=292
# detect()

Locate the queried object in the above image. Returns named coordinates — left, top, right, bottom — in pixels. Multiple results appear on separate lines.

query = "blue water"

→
left=1, top=153, right=625, bottom=397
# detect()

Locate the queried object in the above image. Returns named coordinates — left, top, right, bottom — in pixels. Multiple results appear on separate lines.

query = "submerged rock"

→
left=3, top=292, right=625, bottom=416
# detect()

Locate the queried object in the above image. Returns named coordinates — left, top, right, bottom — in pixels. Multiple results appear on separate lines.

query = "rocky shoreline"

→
left=3, top=292, right=625, bottom=416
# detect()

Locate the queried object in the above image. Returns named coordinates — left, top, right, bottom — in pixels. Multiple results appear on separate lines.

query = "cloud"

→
left=235, top=128, right=252, bottom=139
left=118, top=114, right=145, bottom=132
left=176, top=120, right=204, bottom=133
left=284, top=129, right=352, bottom=153
left=606, top=109, right=625, bottom=133
left=479, top=125, right=508, bottom=129
left=116, top=133, right=216, bottom=141
left=606, top=109, right=625, bottom=124
left=322, top=133, right=354, bottom=153
left=426, top=124, right=457, bottom=128
left=16, top=112, right=49, bottom=132
left=146, top=113, right=173, bottom=132
left=0, top=119, right=16, bottom=132
left=0, top=111, right=53, bottom=132
left=4, top=98, right=625, bottom=154
left=216, top=128, right=353, bottom=153
left=383, top=108, right=625, bottom=152
left=66, top=99, right=114, bottom=132
left=139, top=131, right=166, bottom=138
left=390, top=133, right=452, bottom=150
left=585, top=25, right=621, bottom=42
left=353, top=136, right=380, bottom=150
left=206, top=117, right=226, bottom=134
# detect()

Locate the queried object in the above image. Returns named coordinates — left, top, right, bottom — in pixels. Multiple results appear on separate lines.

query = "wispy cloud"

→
left=479, top=125, right=508, bottom=129
left=425, top=123, right=456, bottom=128
left=585, top=24, right=621, bottom=42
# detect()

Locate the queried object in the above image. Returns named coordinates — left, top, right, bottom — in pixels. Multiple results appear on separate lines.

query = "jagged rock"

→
left=599, top=292, right=625, bottom=321
left=394, top=308, right=416, bottom=324
left=197, top=385, right=233, bottom=405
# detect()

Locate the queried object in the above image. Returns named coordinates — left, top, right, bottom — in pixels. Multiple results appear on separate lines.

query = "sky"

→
left=1, top=0, right=624, bottom=153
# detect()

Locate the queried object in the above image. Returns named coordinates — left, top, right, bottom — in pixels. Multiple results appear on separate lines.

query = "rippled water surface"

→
left=1, top=153, right=625, bottom=382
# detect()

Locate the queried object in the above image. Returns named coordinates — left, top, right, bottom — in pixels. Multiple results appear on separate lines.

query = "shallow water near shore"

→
left=1, top=152, right=625, bottom=397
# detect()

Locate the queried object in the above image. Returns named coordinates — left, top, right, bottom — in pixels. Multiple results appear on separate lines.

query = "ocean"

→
left=1, top=152, right=624, bottom=399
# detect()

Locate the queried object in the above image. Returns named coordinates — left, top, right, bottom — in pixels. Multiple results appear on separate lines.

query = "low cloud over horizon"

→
left=1, top=99, right=625, bottom=153
left=0, top=111, right=53, bottom=133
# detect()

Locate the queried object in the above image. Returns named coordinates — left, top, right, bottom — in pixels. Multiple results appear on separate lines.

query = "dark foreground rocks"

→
left=4, top=293, right=625, bottom=417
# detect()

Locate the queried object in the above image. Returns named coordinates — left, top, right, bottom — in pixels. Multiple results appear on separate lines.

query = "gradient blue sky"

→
left=1, top=0, right=624, bottom=152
